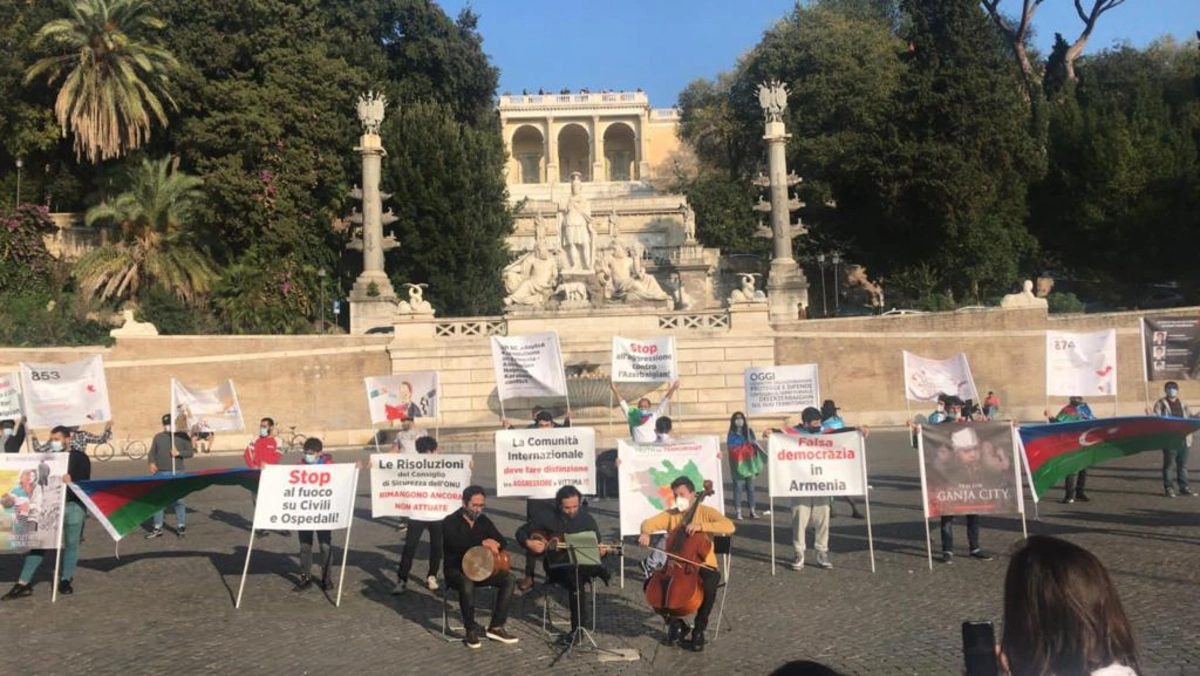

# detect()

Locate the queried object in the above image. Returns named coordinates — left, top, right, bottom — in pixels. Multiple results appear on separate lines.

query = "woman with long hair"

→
left=1001, top=535, right=1140, bottom=676
left=726, top=411, right=761, bottom=520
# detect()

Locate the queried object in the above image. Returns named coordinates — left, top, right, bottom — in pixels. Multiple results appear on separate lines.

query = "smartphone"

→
left=962, top=621, right=999, bottom=676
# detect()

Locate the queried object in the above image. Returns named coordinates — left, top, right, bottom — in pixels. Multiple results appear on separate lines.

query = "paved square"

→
left=2, top=430, right=1197, bottom=675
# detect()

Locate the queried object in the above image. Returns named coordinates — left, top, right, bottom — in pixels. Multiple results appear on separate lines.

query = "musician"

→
left=501, top=408, right=572, bottom=593
left=638, top=476, right=735, bottom=652
left=442, top=485, right=519, bottom=649
left=515, top=485, right=612, bottom=640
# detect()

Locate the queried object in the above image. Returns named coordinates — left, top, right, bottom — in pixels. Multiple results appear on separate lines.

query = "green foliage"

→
left=678, top=174, right=766, bottom=256
left=0, top=290, right=113, bottom=347
left=211, top=248, right=314, bottom=334
left=135, top=284, right=210, bottom=334
left=1046, top=291, right=1086, bottom=314
left=0, top=205, right=57, bottom=295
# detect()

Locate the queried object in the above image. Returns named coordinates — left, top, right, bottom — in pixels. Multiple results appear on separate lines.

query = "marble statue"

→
left=558, top=172, right=596, bottom=271
left=1000, top=280, right=1048, bottom=309
left=110, top=309, right=159, bottom=337
left=758, top=80, right=789, bottom=123
left=598, top=241, right=670, bottom=303
left=729, top=274, right=767, bottom=303
left=396, top=283, right=434, bottom=315
left=555, top=281, right=589, bottom=302
left=356, top=91, right=387, bottom=135
left=504, top=241, right=560, bottom=307
left=606, top=208, right=621, bottom=240
left=680, top=202, right=696, bottom=242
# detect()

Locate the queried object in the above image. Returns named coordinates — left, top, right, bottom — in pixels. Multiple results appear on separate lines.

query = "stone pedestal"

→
left=349, top=295, right=396, bottom=334
left=767, top=259, right=809, bottom=322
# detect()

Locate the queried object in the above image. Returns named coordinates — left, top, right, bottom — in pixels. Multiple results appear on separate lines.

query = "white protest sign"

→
left=495, top=427, right=596, bottom=498
left=0, top=372, right=21, bottom=422
left=0, top=453, right=69, bottom=551
left=1046, top=329, right=1117, bottom=397
left=364, top=372, right=440, bottom=424
left=611, top=336, right=677, bottom=383
left=19, top=356, right=112, bottom=428
left=490, top=332, right=567, bottom=400
left=767, top=430, right=866, bottom=498
left=369, top=453, right=471, bottom=519
left=172, top=379, right=245, bottom=432
left=616, top=436, right=725, bottom=537
left=902, top=351, right=979, bottom=403
left=744, top=364, right=820, bottom=415
left=252, top=464, right=358, bottom=531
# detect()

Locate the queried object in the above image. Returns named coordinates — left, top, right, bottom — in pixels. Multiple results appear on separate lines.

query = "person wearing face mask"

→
left=1152, top=381, right=1194, bottom=497
left=1046, top=396, right=1096, bottom=504
left=442, top=485, right=519, bottom=649
left=726, top=412, right=761, bottom=520
left=292, top=437, right=334, bottom=592
left=145, top=414, right=195, bottom=539
left=1, top=425, right=91, bottom=600
left=32, top=420, right=112, bottom=455
left=610, top=380, right=680, bottom=444
left=2, top=417, right=26, bottom=454
left=390, top=416, right=430, bottom=454
left=820, top=400, right=864, bottom=519
left=244, top=417, right=282, bottom=470
left=392, top=436, right=444, bottom=595
left=767, top=407, right=835, bottom=570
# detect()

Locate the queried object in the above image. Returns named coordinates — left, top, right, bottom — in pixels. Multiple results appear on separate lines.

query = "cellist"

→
left=637, top=476, right=735, bottom=652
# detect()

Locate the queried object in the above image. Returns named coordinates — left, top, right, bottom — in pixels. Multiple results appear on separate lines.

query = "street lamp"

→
left=317, top=268, right=327, bottom=333
left=831, top=252, right=841, bottom=312
left=817, top=253, right=828, bottom=317
left=15, top=157, right=23, bottom=206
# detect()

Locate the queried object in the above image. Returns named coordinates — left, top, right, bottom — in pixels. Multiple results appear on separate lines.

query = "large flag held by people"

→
left=1046, top=330, right=1117, bottom=397
left=902, top=351, right=978, bottom=403
left=1018, top=416, right=1200, bottom=497
left=19, top=356, right=112, bottom=428
left=171, top=379, right=245, bottom=432
left=69, top=469, right=259, bottom=540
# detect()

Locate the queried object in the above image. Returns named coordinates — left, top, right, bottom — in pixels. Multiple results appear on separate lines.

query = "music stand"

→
left=549, top=532, right=623, bottom=662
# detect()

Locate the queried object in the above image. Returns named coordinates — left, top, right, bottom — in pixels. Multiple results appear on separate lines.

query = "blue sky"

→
left=438, top=0, right=1199, bottom=106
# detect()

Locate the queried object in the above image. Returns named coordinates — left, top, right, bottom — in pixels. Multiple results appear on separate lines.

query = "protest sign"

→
left=252, top=463, right=358, bottom=531
left=902, top=351, right=979, bottom=403
left=743, top=364, right=820, bottom=415
left=19, top=356, right=111, bottom=428
left=491, top=332, right=567, bottom=400
left=0, top=372, right=21, bottom=422
left=616, top=436, right=724, bottom=536
left=0, top=453, right=69, bottom=551
left=767, top=430, right=866, bottom=498
left=172, top=379, right=245, bottom=432
left=1046, top=330, right=1117, bottom=397
left=1142, top=316, right=1200, bottom=381
left=495, top=427, right=596, bottom=498
left=918, top=422, right=1023, bottom=518
left=369, top=453, right=471, bottom=519
left=365, top=372, right=440, bottom=423
left=611, top=336, right=677, bottom=383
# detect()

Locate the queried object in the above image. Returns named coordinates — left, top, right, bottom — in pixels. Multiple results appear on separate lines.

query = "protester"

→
left=243, top=417, right=282, bottom=470
left=391, top=416, right=430, bottom=454
left=501, top=408, right=571, bottom=592
left=193, top=420, right=215, bottom=453
left=921, top=399, right=992, bottom=564
left=32, top=421, right=112, bottom=455
left=655, top=415, right=673, bottom=442
left=1000, top=535, right=1141, bottom=676
left=2, top=417, right=26, bottom=454
left=442, top=485, right=519, bottom=649
left=393, top=435, right=443, bottom=595
left=1, top=426, right=90, bottom=600
left=145, top=414, right=195, bottom=539
left=610, top=379, right=680, bottom=443
left=293, top=437, right=334, bottom=592
left=983, top=391, right=1001, bottom=420
left=769, top=407, right=835, bottom=570
left=1047, top=396, right=1096, bottom=504
left=821, top=400, right=863, bottom=519
left=1151, top=381, right=1194, bottom=497
left=726, top=411, right=761, bottom=520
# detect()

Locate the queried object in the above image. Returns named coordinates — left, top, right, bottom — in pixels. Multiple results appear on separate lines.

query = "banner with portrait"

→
left=19, top=356, right=112, bottom=428
left=365, top=372, right=440, bottom=423
left=616, top=436, right=725, bottom=537
left=917, top=421, right=1023, bottom=518
left=1046, top=330, right=1117, bottom=397
left=1142, top=316, right=1200, bottom=381
left=0, top=453, right=69, bottom=551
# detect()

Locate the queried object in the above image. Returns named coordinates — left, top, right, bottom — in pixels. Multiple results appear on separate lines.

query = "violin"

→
left=528, top=529, right=622, bottom=554
left=643, top=479, right=715, bottom=620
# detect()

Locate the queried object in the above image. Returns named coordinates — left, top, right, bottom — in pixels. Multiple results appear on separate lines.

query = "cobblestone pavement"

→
left=2, top=430, right=1197, bottom=675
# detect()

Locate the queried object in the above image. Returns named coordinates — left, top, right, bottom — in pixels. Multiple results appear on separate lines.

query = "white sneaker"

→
left=816, top=551, right=833, bottom=569
left=426, top=575, right=439, bottom=591
left=734, top=510, right=743, bottom=520
left=788, top=555, right=805, bottom=570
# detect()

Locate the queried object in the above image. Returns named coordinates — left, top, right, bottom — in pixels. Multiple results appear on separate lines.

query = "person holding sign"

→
left=442, top=486, right=519, bottom=649
left=502, top=408, right=571, bottom=593
left=393, top=436, right=444, bottom=595
left=293, top=438, right=334, bottom=592
left=726, top=412, right=761, bottom=520
left=1046, top=396, right=1096, bottom=504
left=32, top=421, right=112, bottom=455
left=145, top=414, right=195, bottom=539
left=391, top=416, right=430, bottom=454
left=769, top=408, right=835, bottom=570
left=821, top=401, right=864, bottom=520
left=610, top=380, right=680, bottom=444
left=1, top=426, right=90, bottom=600
left=515, top=485, right=612, bottom=641
left=2, top=418, right=26, bottom=454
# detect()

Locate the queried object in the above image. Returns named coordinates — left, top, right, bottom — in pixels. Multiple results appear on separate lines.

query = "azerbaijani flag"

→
left=1018, top=416, right=1200, bottom=497
left=69, top=468, right=259, bottom=540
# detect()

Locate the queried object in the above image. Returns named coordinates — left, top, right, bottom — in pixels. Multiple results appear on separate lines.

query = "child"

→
left=294, top=437, right=333, bottom=592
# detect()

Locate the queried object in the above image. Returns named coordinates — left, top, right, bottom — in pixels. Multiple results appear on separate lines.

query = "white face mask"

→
left=674, top=497, right=691, bottom=512
left=49, top=440, right=65, bottom=452
left=259, top=428, right=270, bottom=437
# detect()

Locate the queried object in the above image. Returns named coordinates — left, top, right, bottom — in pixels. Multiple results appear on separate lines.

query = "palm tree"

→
left=24, top=0, right=178, bottom=163
left=75, top=156, right=218, bottom=306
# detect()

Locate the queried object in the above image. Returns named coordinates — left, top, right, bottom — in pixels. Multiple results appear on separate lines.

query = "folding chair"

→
left=441, top=582, right=496, bottom=642
left=541, top=576, right=598, bottom=635
left=712, top=534, right=733, bottom=641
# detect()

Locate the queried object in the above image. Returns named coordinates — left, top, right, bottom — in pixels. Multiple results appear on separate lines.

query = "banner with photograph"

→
left=743, top=364, right=820, bottom=415
left=767, top=430, right=866, bottom=498
left=0, top=372, right=21, bottom=422
left=19, top=356, right=112, bottom=428
left=1142, top=316, right=1200, bottom=381
left=490, top=332, right=567, bottom=400
left=494, top=427, right=595, bottom=498
left=369, top=453, right=471, bottom=519
left=616, top=436, right=725, bottom=536
left=0, top=453, right=69, bottom=551
left=172, top=379, right=245, bottom=432
left=252, top=464, right=358, bottom=531
left=365, top=372, right=440, bottom=423
left=611, top=336, right=677, bottom=383
left=902, top=351, right=979, bottom=403
left=918, top=422, right=1023, bottom=518
left=1046, top=330, right=1117, bottom=397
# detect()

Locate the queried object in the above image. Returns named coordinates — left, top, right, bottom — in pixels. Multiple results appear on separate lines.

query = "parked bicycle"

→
left=280, top=425, right=307, bottom=454
left=93, top=434, right=148, bottom=462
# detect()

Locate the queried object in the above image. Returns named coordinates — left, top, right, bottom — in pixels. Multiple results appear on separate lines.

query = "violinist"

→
left=515, top=485, right=612, bottom=641
left=638, top=477, right=735, bottom=652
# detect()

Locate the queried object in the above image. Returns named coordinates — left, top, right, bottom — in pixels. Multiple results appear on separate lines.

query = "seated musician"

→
left=515, top=485, right=612, bottom=641
left=637, top=476, right=735, bottom=652
left=441, top=485, right=519, bottom=649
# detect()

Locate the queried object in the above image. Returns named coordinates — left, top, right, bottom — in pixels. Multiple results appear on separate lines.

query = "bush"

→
left=1046, top=291, right=1086, bottom=314
left=0, top=291, right=113, bottom=347
left=136, top=285, right=213, bottom=335
left=0, top=205, right=57, bottom=296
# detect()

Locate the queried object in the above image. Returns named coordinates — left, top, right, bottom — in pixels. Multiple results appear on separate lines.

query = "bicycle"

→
left=280, top=425, right=307, bottom=454
left=93, top=435, right=148, bottom=462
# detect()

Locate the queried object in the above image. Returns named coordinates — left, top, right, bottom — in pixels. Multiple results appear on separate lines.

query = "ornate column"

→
left=546, top=116, right=558, bottom=184
left=755, top=81, right=809, bottom=322
left=348, top=91, right=400, bottom=333
left=591, top=116, right=604, bottom=182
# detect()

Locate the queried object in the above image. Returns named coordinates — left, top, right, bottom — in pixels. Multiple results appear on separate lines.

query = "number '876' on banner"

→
left=767, top=430, right=868, bottom=498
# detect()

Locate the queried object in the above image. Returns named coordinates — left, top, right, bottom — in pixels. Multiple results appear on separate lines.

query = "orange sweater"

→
left=640, top=504, right=735, bottom=569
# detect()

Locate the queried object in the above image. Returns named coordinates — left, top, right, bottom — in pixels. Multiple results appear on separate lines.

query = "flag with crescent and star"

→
left=1018, top=416, right=1200, bottom=497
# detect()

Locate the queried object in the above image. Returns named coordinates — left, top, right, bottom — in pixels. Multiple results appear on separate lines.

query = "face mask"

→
left=49, top=440, right=65, bottom=452
left=2, top=429, right=12, bottom=437
left=302, top=453, right=320, bottom=464
left=734, top=419, right=744, bottom=428
left=465, top=506, right=483, bottom=520
left=259, top=428, right=269, bottom=437
left=674, top=497, right=690, bottom=512
left=639, top=408, right=651, bottom=416
left=1167, top=388, right=1179, bottom=398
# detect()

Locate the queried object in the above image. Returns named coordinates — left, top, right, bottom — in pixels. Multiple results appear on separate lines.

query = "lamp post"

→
left=318, top=268, right=327, bottom=333
left=831, top=252, right=841, bottom=312
left=817, top=253, right=828, bottom=317
left=15, top=157, right=23, bottom=206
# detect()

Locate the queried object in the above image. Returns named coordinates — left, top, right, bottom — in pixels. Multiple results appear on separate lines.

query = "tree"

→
left=75, top=156, right=217, bottom=305
left=24, top=0, right=179, bottom=163
left=0, top=205, right=58, bottom=296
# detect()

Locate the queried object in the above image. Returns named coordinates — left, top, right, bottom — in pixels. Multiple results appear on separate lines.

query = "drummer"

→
left=442, top=485, right=519, bottom=649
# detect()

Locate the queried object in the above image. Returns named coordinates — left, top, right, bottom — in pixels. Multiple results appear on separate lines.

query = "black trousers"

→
left=1064, top=470, right=1088, bottom=498
left=398, top=520, right=443, bottom=580
left=651, top=566, right=721, bottom=635
left=445, top=568, right=515, bottom=631
left=523, top=498, right=555, bottom=578
left=546, top=564, right=605, bottom=629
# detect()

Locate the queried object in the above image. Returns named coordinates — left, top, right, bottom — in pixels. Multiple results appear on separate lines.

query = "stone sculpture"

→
left=504, top=241, right=560, bottom=307
left=356, top=91, right=387, bottom=136
left=729, top=274, right=767, bottom=303
left=680, top=202, right=697, bottom=243
left=1000, top=280, right=1048, bottom=309
left=109, top=309, right=159, bottom=337
left=396, top=283, right=434, bottom=315
left=845, top=265, right=883, bottom=309
left=598, top=241, right=670, bottom=303
left=558, top=172, right=596, bottom=272
left=758, top=80, right=789, bottom=123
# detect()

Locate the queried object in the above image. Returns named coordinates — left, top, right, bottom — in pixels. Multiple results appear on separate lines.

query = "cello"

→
left=643, top=479, right=716, bottom=620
